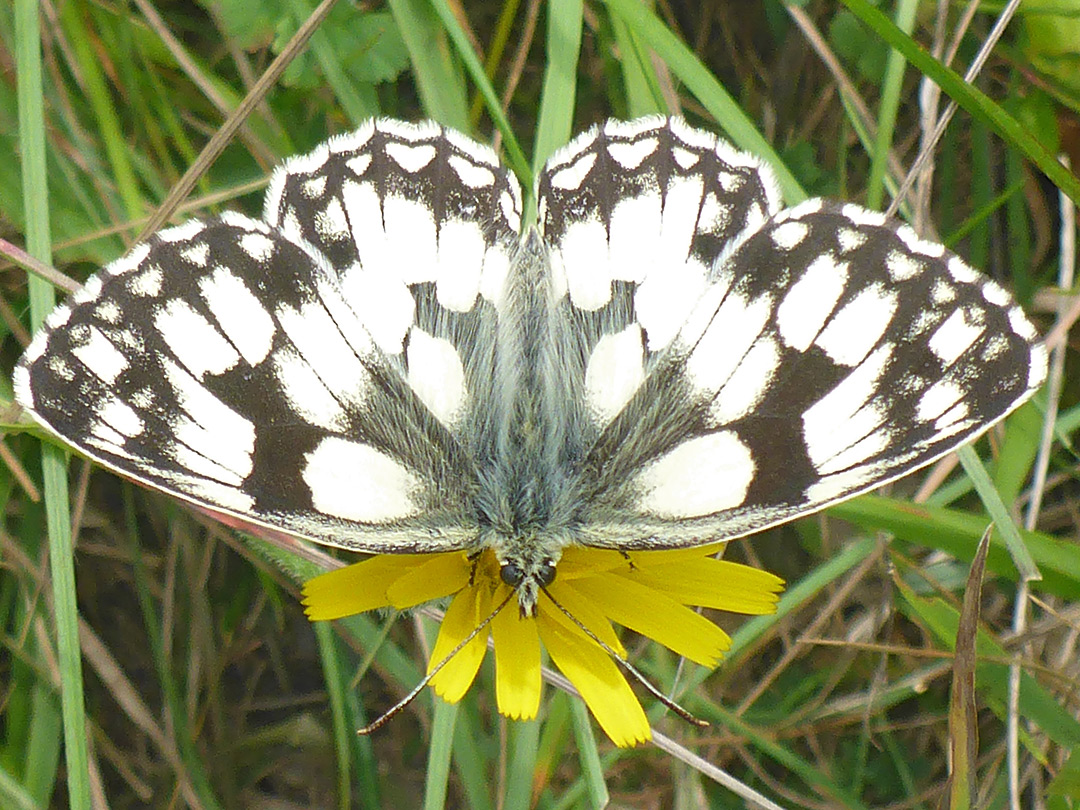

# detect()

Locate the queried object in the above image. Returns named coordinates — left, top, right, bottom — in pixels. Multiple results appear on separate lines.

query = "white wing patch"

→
left=634, top=256, right=709, bottom=352
left=436, top=220, right=487, bottom=311
left=339, top=263, right=416, bottom=355
left=815, top=284, right=897, bottom=366
left=407, top=328, right=467, bottom=425
left=155, top=300, right=240, bottom=380
left=929, top=309, right=986, bottom=366
left=710, top=336, right=780, bottom=424
left=608, top=193, right=661, bottom=285
left=635, top=432, right=755, bottom=518
left=801, top=344, right=892, bottom=472
left=199, top=267, right=276, bottom=366
left=302, top=437, right=422, bottom=522
left=273, top=347, right=351, bottom=431
left=558, top=218, right=611, bottom=309
left=585, top=325, right=645, bottom=421
left=776, top=255, right=848, bottom=352
left=97, top=397, right=145, bottom=438
left=162, top=357, right=255, bottom=482
left=274, top=298, right=371, bottom=410
left=382, top=195, right=438, bottom=282
left=71, top=325, right=129, bottom=385
left=684, top=291, right=773, bottom=395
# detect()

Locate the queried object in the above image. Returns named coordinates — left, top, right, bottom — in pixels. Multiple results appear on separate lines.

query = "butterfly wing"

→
left=16, top=120, right=524, bottom=554
left=538, top=118, right=1047, bottom=548
left=537, top=116, right=784, bottom=436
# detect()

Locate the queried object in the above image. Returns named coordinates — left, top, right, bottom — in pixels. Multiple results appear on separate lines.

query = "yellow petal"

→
left=625, top=542, right=728, bottom=566
left=630, top=558, right=784, bottom=614
left=542, top=583, right=626, bottom=658
left=538, top=615, right=650, bottom=747
left=302, top=555, right=426, bottom=620
left=557, top=546, right=629, bottom=580
left=571, top=574, right=730, bottom=666
left=491, top=604, right=542, bottom=720
left=386, top=552, right=471, bottom=609
left=557, top=542, right=730, bottom=582
left=428, top=584, right=492, bottom=703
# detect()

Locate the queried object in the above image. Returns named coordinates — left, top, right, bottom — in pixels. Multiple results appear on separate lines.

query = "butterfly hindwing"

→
left=15, top=214, right=480, bottom=552
left=262, top=119, right=529, bottom=450
left=536, top=117, right=784, bottom=438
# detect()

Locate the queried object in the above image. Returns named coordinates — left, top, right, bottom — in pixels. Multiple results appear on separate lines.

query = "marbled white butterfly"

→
left=15, top=117, right=1047, bottom=616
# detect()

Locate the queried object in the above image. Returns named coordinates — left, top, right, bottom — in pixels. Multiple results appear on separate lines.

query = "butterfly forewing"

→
left=574, top=199, right=1047, bottom=546
left=15, top=214, right=480, bottom=552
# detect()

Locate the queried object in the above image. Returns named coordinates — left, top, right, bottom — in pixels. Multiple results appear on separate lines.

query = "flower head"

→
left=303, top=544, right=783, bottom=747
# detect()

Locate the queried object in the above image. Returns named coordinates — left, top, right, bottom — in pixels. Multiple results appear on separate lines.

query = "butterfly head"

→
left=496, top=551, right=557, bottom=618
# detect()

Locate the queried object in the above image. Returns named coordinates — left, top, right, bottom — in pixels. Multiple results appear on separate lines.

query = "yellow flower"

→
left=303, top=544, right=783, bottom=747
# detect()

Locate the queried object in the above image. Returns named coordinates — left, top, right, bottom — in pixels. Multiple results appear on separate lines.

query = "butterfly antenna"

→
left=541, top=588, right=708, bottom=728
left=358, top=590, right=515, bottom=736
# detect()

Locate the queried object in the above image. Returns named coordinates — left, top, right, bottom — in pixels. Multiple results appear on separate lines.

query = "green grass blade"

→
left=569, top=701, right=609, bottom=810
left=58, top=2, right=145, bottom=221
left=122, top=496, right=224, bottom=810
left=0, top=764, right=40, bottom=810
left=705, top=704, right=871, bottom=810
left=449, top=708, right=494, bottom=810
left=840, top=0, right=1080, bottom=206
left=502, top=718, right=543, bottom=810
left=610, top=14, right=667, bottom=117
left=425, top=0, right=529, bottom=181
left=830, top=496, right=1079, bottom=598
left=16, top=1, right=91, bottom=807
left=601, top=0, right=805, bottom=202
left=956, top=444, right=1040, bottom=582
left=424, top=694, right=459, bottom=810
left=728, top=536, right=878, bottom=661
left=533, top=0, right=583, bottom=173
left=865, top=0, right=917, bottom=211
left=896, top=579, right=1080, bottom=748
left=386, top=0, right=468, bottom=130
left=313, top=620, right=355, bottom=810
left=284, top=0, right=379, bottom=126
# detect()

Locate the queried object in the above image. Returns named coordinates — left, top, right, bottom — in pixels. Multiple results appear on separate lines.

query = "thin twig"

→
left=129, top=0, right=275, bottom=166
left=0, top=237, right=80, bottom=293
left=786, top=4, right=907, bottom=189
left=887, top=0, right=1025, bottom=218
left=1009, top=155, right=1073, bottom=810
left=0, top=440, right=42, bottom=502
left=139, top=0, right=345, bottom=237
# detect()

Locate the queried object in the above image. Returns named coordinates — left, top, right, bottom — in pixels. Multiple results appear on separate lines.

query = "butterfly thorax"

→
left=470, top=230, right=592, bottom=617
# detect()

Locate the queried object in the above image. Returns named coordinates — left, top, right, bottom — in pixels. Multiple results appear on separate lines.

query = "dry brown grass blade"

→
left=0, top=237, right=80, bottom=294
left=138, top=0, right=346, bottom=238
left=948, top=526, right=992, bottom=810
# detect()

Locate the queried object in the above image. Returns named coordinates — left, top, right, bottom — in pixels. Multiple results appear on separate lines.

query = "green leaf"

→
left=274, top=9, right=408, bottom=91
left=830, top=495, right=1080, bottom=599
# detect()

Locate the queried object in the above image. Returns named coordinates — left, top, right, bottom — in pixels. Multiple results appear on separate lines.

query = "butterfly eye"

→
left=537, top=560, right=556, bottom=586
left=500, top=563, right=524, bottom=587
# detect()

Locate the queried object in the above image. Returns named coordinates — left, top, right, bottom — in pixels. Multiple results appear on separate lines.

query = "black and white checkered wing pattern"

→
left=573, top=197, right=1048, bottom=546
left=16, top=121, right=534, bottom=552
left=14, top=115, right=1048, bottom=562
left=264, top=119, right=521, bottom=300
left=536, top=117, right=783, bottom=433
left=16, top=215, right=483, bottom=551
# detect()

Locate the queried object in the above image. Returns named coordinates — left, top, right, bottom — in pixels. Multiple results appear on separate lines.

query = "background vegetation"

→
left=1, top=0, right=1078, bottom=808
